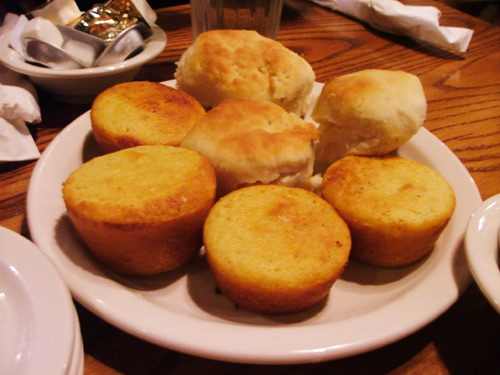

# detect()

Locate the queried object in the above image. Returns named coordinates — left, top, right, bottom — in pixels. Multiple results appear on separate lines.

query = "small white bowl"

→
left=0, top=25, right=166, bottom=103
left=465, top=193, right=500, bottom=314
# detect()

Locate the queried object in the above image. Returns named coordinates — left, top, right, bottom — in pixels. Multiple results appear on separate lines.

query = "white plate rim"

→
left=26, top=81, right=482, bottom=364
left=465, top=194, right=500, bottom=314
left=0, top=225, right=77, bottom=375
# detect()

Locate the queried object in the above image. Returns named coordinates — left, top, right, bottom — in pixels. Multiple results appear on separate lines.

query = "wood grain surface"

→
left=1, top=1, right=499, bottom=374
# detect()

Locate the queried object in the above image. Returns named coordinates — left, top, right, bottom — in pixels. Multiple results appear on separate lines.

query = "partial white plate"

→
left=67, top=306, right=84, bottom=375
left=465, top=194, right=500, bottom=314
left=0, top=225, right=81, bottom=375
left=27, top=81, right=481, bottom=364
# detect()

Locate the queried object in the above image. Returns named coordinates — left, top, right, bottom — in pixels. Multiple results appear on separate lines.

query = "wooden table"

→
left=1, top=1, right=500, bottom=374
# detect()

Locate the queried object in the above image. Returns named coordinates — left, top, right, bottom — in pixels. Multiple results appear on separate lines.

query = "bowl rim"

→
left=0, top=24, right=166, bottom=78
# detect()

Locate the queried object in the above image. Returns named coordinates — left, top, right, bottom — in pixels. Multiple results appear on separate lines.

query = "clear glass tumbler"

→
left=190, top=0, right=284, bottom=39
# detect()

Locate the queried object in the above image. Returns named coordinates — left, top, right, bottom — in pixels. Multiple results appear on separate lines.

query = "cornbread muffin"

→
left=62, top=145, right=216, bottom=275
left=174, top=29, right=315, bottom=116
left=321, top=156, right=456, bottom=267
left=204, top=185, right=351, bottom=315
left=312, top=69, right=427, bottom=172
left=91, top=81, right=205, bottom=154
left=180, top=98, right=319, bottom=196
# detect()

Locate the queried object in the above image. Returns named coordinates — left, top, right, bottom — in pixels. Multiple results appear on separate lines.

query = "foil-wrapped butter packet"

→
left=94, top=23, right=145, bottom=67
left=69, top=0, right=153, bottom=44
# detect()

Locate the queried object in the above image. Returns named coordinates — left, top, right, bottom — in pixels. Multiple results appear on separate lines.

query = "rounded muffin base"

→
left=208, top=260, right=345, bottom=315
left=346, top=219, right=451, bottom=267
left=67, top=207, right=208, bottom=276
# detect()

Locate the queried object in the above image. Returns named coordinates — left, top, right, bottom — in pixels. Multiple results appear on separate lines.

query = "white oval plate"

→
left=465, top=194, right=500, bottom=314
left=27, top=81, right=481, bottom=364
left=0, top=225, right=79, bottom=374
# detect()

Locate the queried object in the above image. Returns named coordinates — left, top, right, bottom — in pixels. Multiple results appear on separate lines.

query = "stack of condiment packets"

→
left=8, top=0, right=157, bottom=69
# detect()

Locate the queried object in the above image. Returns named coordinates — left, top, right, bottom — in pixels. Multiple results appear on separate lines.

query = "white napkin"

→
left=309, top=0, right=474, bottom=53
left=0, top=14, right=41, bottom=162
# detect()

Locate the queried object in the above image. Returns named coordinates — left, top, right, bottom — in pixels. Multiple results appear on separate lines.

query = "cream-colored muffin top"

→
left=174, top=29, right=316, bottom=116
left=204, top=185, right=351, bottom=289
left=91, top=81, right=206, bottom=150
left=180, top=98, right=319, bottom=195
left=62, top=145, right=216, bottom=224
left=312, top=69, right=426, bottom=170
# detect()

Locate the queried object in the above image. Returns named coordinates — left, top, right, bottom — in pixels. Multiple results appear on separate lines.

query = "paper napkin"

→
left=309, top=0, right=474, bottom=53
left=0, top=14, right=41, bottom=163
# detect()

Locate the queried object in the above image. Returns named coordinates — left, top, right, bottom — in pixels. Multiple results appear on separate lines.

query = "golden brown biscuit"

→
left=312, top=69, right=426, bottom=172
left=321, top=155, right=456, bottom=267
left=91, top=81, right=205, bottom=154
left=174, top=29, right=315, bottom=116
left=180, top=98, right=319, bottom=196
left=204, top=185, right=351, bottom=314
left=62, top=145, right=216, bottom=275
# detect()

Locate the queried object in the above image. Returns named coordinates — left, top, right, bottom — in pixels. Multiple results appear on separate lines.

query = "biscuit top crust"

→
left=180, top=98, right=318, bottom=188
left=62, top=145, right=216, bottom=224
left=311, top=69, right=427, bottom=165
left=204, top=185, right=351, bottom=288
left=182, top=98, right=318, bottom=160
left=174, top=30, right=315, bottom=114
left=313, top=69, right=426, bottom=132
left=91, top=81, right=206, bottom=147
left=321, top=156, right=456, bottom=228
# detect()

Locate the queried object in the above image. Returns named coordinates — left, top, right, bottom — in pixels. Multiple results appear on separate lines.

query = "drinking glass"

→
left=190, top=0, right=284, bottom=39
